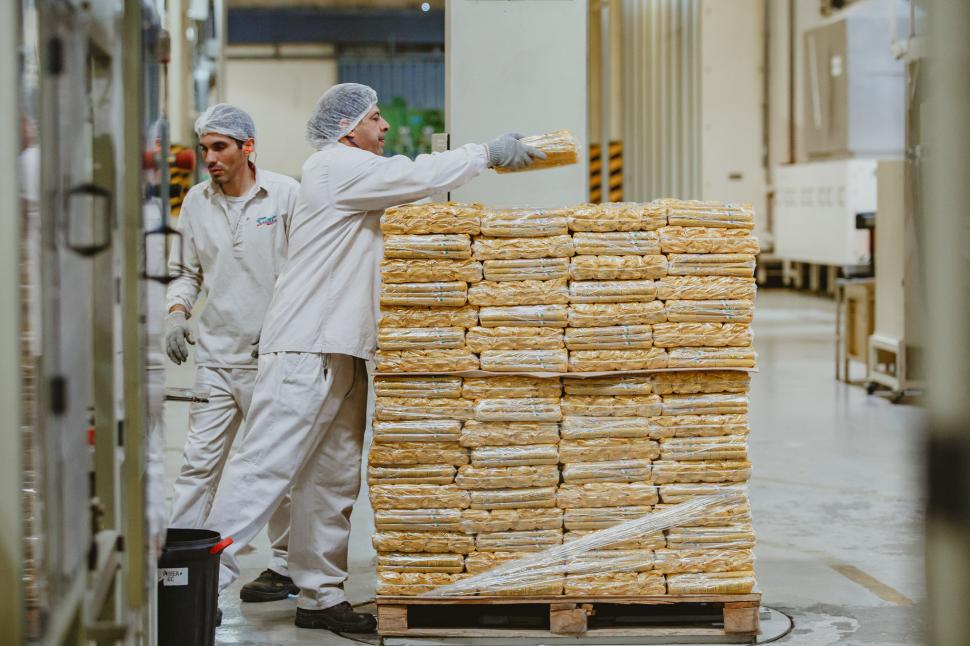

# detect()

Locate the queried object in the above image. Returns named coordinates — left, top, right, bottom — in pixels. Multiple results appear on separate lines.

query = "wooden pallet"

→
left=377, top=593, right=761, bottom=642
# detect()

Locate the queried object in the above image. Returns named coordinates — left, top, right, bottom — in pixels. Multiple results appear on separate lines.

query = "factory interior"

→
left=2, top=0, right=969, bottom=645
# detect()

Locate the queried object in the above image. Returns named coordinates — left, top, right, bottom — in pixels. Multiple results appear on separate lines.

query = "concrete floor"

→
left=162, top=289, right=926, bottom=645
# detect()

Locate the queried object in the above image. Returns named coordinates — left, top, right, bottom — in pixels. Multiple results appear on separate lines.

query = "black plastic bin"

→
left=157, top=528, right=233, bottom=646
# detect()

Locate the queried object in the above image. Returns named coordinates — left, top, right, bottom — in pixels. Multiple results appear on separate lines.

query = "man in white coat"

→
left=165, top=104, right=301, bottom=602
left=202, top=83, right=544, bottom=632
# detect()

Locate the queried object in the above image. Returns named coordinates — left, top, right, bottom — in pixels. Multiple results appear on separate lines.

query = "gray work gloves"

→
left=486, top=133, right=547, bottom=170
left=165, top=310, right=195, bottom=365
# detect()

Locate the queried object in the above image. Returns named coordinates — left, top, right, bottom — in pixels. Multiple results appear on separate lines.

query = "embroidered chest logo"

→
left=256, top=214, right=278, bottom=228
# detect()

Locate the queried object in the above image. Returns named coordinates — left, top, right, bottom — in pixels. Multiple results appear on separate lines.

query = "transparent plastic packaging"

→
left=562, top=375, right=653, bottom=396
left=479, top=305, right=568, bottom=327
left=374, top=376, right=463, bottom=399
left=564, top=530, right=666, bottom=550
left=461, top=376, right=562, bottom=400
left=560, top=459, right=653, bottom=484
left=653, top=500, right=751, bottom=526
left=650, top=371, right=750, bottom=395
left=567, top=302, right=666, bottom=327
left=659, top=436, right=748, bottom=461
left=460, top=421, right=561, bottom=448
left=367, top=465, right=457, bottom=485
left=380, top=281, right=468, bottom=307
left=470, top=445, right=560, bottom=467
left=473, top=397, right=563, bottom=422
left=658, top=226, right=760, bottom=254
left=651, top=460, right=752, bottom=484
left=659, top=199, right=755, bottom=230
left=465, top=551, right=527, bottom=574
left=570, top=255, right=669, bottom=280
left=466, top=326, right=565, bottom=352
left=666, top=524, right=756, bottom=549
left=378, top=553, right=466, bottom=573
left=573, top=231, right=661, bottom=256
left=375, top=349, right=480, bottom=373
left=461, top=508, right=564, bottom=534
left=373, top=532, right=476, bottom=554
left=556, top=483, right=659, bottom=508
left=566, top=202, right=666, bottom=232
left=375, top=397, right=474, bottom=421
left=456, top=465, right=560, bottom=490
left=563, top=506, right=654, bottom=530
left=560, top=416, right=660, bottom=440
left=667, top=254, right=756, bottom=277
left=377, top=326, right=466, bottom=351
left=656, top=276, right=757, bottom=301
left=377, top=572, right=469, bottom=595
left=653, top=548, right=754, bottom=574
left=368, top=442, right=469, bottom=467
left=564, top=549, right=656, bottom=573
left=381, top=201, right=483, bottom=235
left=493, top=130, right=580, bottom=173
left=480, top=207, right=570, bottom=237
left=380, top=258, right=483, bottom=284
left=475, top=529, right=563, bottom=552
left=652, top=323, right=753, bottom=348
left=369, top=484, right=471, bottom=510
left=372, top=420, right=462, bottom=443
left=657, top=483, right=748, bottom=504
left=568, top=280, right=657, bottom=304
left=383, top=234, right=472, bottom=260
left=469, top=487, right=559, bottom=510
left=666, top=570, right=756, bottom=594
left=558, top=438, right=660, bottom=463
left=667, top=347, right=757, bottom=369
left=665, top=300, right=755, bottom=324
left=379, top=305, right=479, bottom=329
left=472, top=235, right=575, bottom=260
left=560, top=394, right=662, bottom=418
left=564, top=571, right=667, bottom=596
left=483, top=258, right=570, bottom=282
left=479, top=349, right=570, bottom=373
left=653, top=414, right=750, bottom=438
left=661, top=393, right=749, bottom=416
left=375, top=509, right=464, bottom=532
left=468, top=279, right=569, bottom=306
left=563, top=326, right=653, bottom=351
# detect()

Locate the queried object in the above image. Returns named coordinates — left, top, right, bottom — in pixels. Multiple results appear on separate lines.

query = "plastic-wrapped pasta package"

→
left=567, top=203, right=641, bottom=232
left=380, top=258, right=483, bottom=284
left=651, top=371, right=750, bottom=395
left=456, top=465, right=560, bottom=490
left=461, top=376, right=562, bottom=400
left=564, top=530, right=666, bottom=550
left=373, top=531, right=476, bottom=554
left=560, top=394, right=662, bottom=418
left=660, top=199, right=756, bottom=229
left=472, top=235, right=575, bottom=260
left=493, top=130, right=580, bottom=173
left=653, top=414, right=750, bottom=438
left=483, top=258, right=570, bottom=282
left=473, top=397, right=562, bottom=422
left=479, top=349, right=570, bottom=373
left=652, top=323, right=753, bottom=348
left=374, top=509, right=464, bottom=532
left=654, top=500, right=752, bottom=527
left=375, top=349, right=480, bottom=373
left=564, top=549, right=656, bottom=574
left=563, top=506, right=654, bottom=531
left=381, top=201, right=483, bottom=235
left=666, top=570, right=756, bottom=594
left=377, top=326, right=466, bottom=351
left=661, top=393, right=749, bottom=416
left=568, top=345, right=670, bottom=371
left=480, top=207, right=570, bottom=237
left=367, top=465, right=458, bottom=485
left=465, top=551, right=525, bottom=574
left=461, top=508, right=564, bottom=534
left=656, top=276, right=757, bottom=301
left=659, top=436, right=749, bottom=461
left=560, top=416, right=658, bottom=440
left=470, top=445, right=560, bottom=467
left=368, top=442, right=469, bottom=467
left=373, top=420, right=462, bottom=443
left=667, top=347, right=757, bottom=369
left=666, top=524, right=756, bottom=550
left=374, top=376, right=463, bottom=399
left=568, top=280, right=657, bottom=304
left=651, top=460, right=752, bottom=484
left=667, top=254, right=756, bottom=277
left=476, top=529, right=563, bottom=552
left=659, top=226, right=760, bottom=254
left=479, top=305, right=568, bottom=328
left=383, top=234, right=472, bottom=260
left=469, top=487, right=559, bottom=510
left=665, top=300, right=754, bottom=324
left=380, top=281, right=468, bottom=307
left=556, top=483, right=659, bottom=508
left=563, top=572, right=666, bottom=596
left=379, top=305, right=479, bottom=329
left=468, top=279, right=569, bottom=306
left=493, top=579, right=565, bottom=596
left=573, top=231, right=661, bottom=256
left=369, top=484, right=470, bottom=510
left=654, top=548, right=754, bottom=574
left=377, top=572, right=469, bottom=596
left=561, top=459, right=653, bottom=484
left=466, top=326, right=564, bottom=352
left=563, top=326, right=653, bottom=350
left=377, top=553, right=466, bottom=573
left=657, top=483, right=749, bottom=504
left=570, top=255, right=668, bottom=281
left=374, top=396, right=474, bottom=421
left=460, top=421, right=561, bottom=448
left=562, top=375, right=652, bottom=396
left=567, top=302, right=666, bottom=327
left=558, top=438, right=660, bottom=463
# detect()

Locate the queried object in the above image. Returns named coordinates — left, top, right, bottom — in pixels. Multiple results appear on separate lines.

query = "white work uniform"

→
left=205, top=143, right=488, bottom=610
left=166, top=167, right=300, bottom=576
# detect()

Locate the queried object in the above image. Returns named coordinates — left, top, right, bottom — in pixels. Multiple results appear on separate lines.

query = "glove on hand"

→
left=165, top=311, right=195, bottom=365
left=486, top=133, right=547, bottom=170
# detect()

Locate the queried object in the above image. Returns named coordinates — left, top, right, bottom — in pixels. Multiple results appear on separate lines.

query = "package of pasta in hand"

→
left=493, top=130, right=580, bottom=173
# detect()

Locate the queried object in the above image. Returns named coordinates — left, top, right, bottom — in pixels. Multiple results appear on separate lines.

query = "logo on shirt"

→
left=256, top=214, right=278, bottom=228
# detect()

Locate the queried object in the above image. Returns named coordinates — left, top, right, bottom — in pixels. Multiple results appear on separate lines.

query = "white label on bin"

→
left=160, top=567, right=188, bottom=587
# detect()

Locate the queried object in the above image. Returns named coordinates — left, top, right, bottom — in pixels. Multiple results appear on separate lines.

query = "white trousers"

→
left=170, top=366, right=292, bottom=576
left=204, top=352, right=367, bottom=610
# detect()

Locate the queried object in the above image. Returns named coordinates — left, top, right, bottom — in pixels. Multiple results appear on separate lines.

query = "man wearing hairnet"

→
left=165, top=103, right=301, bottom=603
left=203, top=84, right=543, bottom=633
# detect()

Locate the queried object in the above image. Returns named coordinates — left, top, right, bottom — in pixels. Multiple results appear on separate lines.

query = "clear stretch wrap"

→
left=377, top=326, right=466, bottom=350
left=480, top=208, right=570, bottom=237
left=564, top=326, right=653, bottom=350
left=380, top=258, right=483, bottom=284
left=560, top=416, right=661, bottom=440
left=560, top=459, right=653, bottom=484
left=469, top=487, right=559, bottom=510
left=665, top=300, right=755, bottom=324
left=369, top=484, right=471, bottom=510
left=659, top=226, right=760, bottom=254
left=372, top=420, right=462, bottom=443
left=460, top=421, right=561, bottom=448
left=380, top=281, right=468, bottom=307
left=374, top=397, right=474, bottom=421
left=378, top=553, right=466, bottom=573
left=558, top=438, right=660, bottom=462
left=373, top=376, right=463, bottom=399
left=568, top=280, right=657, bottom=303
left=383, top=234, right=472, bottom=260
left=456, top=465, right=560, bottom=489
left=468, top=279, right=569, bottom=306
left=473, top=398, right=563, bottom=422
left=379, top=305, right=479, bottom=329
left=557, top=483, right=659, bottom=508
left=560, top=394, right=662, bottom=417
left=475, top=529, right=563, bottom=552
left=368, top=443, right=469, bottom=467
left=651, top=371, right=750, bottom=395
left=374, top=509, right=464, bottom=532
left=479, top=305, right=569, bottom=328
left=570, top=255, right=669, bottom=281
left=564, top=530, right=666, bottom=551
left=661, top=393, right=749, bottom=416
left=461, top=508, right=564, bottom=533
left=493, top=130, right=580, bottom=173
left=381, top=201, right=483, bottom=234
left=659, top=199, right=756, bottom=229
left=483, top=258, right=570, bottom=282
left=562, top=375, right=653, bottom=396
left=470, top=445, right=560, bottom=467
left=564, top=549, right=656, bottom=573
left=667, top=254, right=756, bottom=278
left=367, top=465, right=457, bottom=485
left=656, top=276, right=757, bottom=301
left=654, top=499, right=751, bottom=525
left=563, top=506, right=656, bottom=530
left=461, top=376, right=562, bottom=400
left=479, top=349, right=570, bottom=373
left=472, top=235, right=575, bottom=260
left=667, top=347, right=757, bottom=369
left=567, top=202, right=667, bottom=232
left=659, top=436, right=749, bottom=461
left=567, top=302, right=666, bottom=327
left=375, top=349, right=479, bottom=373
left=653, top=414, right=750, bottom=438
left=651, top=460, right=752, bottom=484
left=666, top=524, right=756, bottom=549
left=652, top=323, right=753, bottom=348
left=658, top=483, right=749, bottom=504
left=573, top=231, right=661, bottom=255
left=653, top=548, right=755, bottom=574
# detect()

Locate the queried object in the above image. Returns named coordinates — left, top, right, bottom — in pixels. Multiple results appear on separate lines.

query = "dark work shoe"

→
left=294, top=602, right=377, bottom=633
left=239, top=569, right=299, bottom=602
left=216, top=608, right=223, bottom=627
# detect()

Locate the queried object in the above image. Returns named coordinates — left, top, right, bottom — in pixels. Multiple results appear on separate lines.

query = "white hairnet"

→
left=306, top=83, right=378, bottom=149
left=194, top=103, right=256, bottom=142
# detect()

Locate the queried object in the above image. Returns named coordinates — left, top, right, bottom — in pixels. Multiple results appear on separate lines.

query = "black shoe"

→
left=294, top=602, right=377, bottom=633
left=216, top=608, right=223, bottom=627
left=239, top=569, right=299, bottom=602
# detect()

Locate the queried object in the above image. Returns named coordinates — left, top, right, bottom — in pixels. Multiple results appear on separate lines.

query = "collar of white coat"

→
left=201, top=163, right=269, bottom=201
